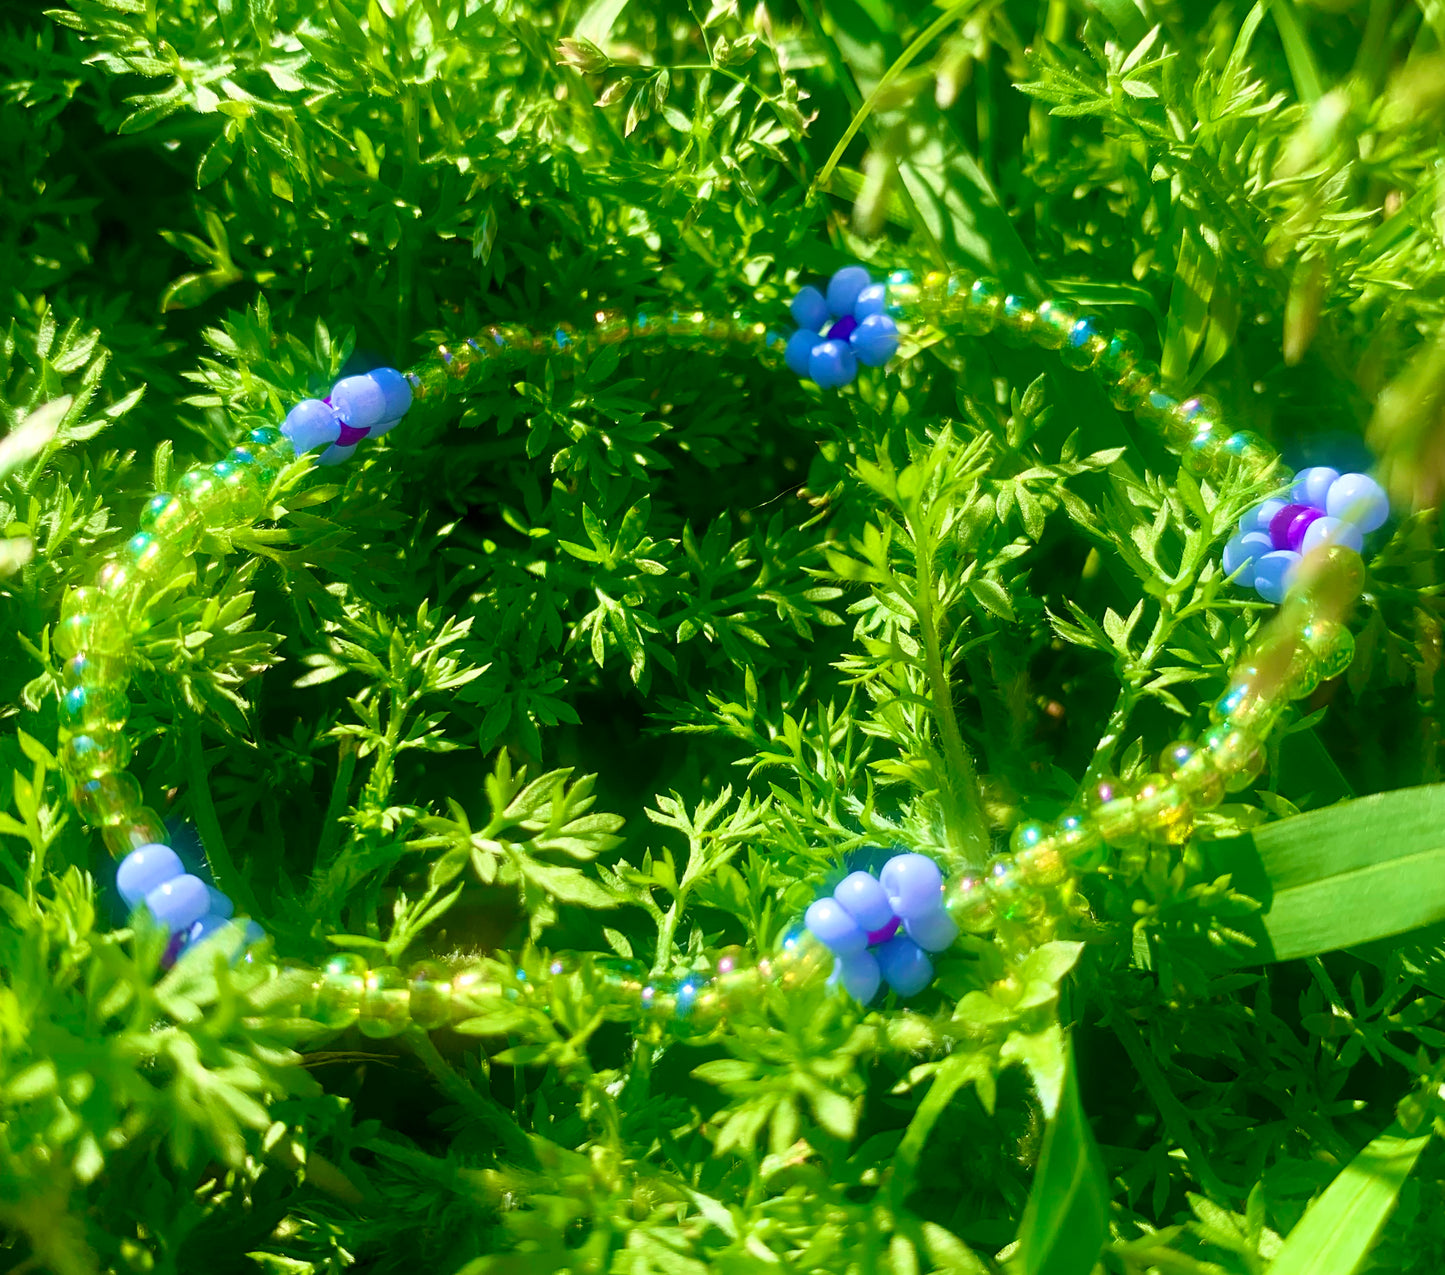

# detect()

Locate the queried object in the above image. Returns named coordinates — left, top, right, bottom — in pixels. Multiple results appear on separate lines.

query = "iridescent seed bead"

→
left=1016, top=841, right=1070, bottom=885
left=440, top=342, right=477, bottom=380
left=410, top=361, right=450, bottom=401
left=920, top=270, right=951, bottom=317
left=61, top=650, right=128, bottom=691
left=59, top=682, right=129, bottom=732
left=956, top=276, right=1004, bottom=335
left=54, top=611, right=129, bottom=660
left=732, top=318, right=769, bottom=353
left=990, top=856, right=1046, bottom=923
left=632, top=311, right=667, bottom=352
left=1109, top=359, right=1159, bottom=412
left=1162, top=395, right=1224, bottom=448
left=94, top=560, right=138, bottom=606
left=1096, top=330, right=1143, bottom=382
left=1061, top=316, right=1109, bottom=371
left=406, top=960, right=452, bottom=1030
left=1202, top=722, right=1266, bottom=791
left=593, top=309, right=631, bottom=345
left=1160, top=741, right=1225, bottom=810
left=61, top=729, right=133, bottom=779
left=702, top=314, right=732, bottom=343
left=999, top=294, right=1037, bottom=344
left=74, top=769, right=144, bottom=827
left=1181, top=430, right=1226, bottom=476
left=1220, top=430, right=1275, bottom=476
left=884, top=269, right=919, bottom=318
left=665, top=311, right=710, bottom=344
left=138, top=494, right=203, bottom=554
left=247, top=424, right=290, bottom=461
left=315, top=953, right=368, bottom=1029
left=449, top=967, right=505, bottom=1016
left=175, top=467, right=222, bottom=517
left=1032, top=299, right=1079, bottom=350
left=358, top=965, right=411, bottom=1038
left=1137, top=388, right=1181, bottom=431
left=1211, top=663, right=1275, bottom=729
left=548, top=323, right=578, bottom=356
left=1301, top=619, right=1355, bottom=681
left=946, top=873, right=997, bottom=932
left=123, top=532, right=184, bottom=580
left=1084, top=775, right=1139, bottom=843
left=1009, top=821, right=1050, bottom=855
left=227, top=445, right=279, bottom=486
left=594, top=957, right=647, bottom=1007
left=1133, top=773, right=1193, bottom=845
left=211, top=461, right=266, bottom=522
left=100, top=806, right=168, bottom=858
left=1054, top=810, right=1106, bottom=868
left=59, top=587, right=102, bottom=625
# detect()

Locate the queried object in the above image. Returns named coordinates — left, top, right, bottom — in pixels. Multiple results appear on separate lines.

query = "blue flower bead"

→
left=782, top=268, right=902, bottom=387
left=833, top=870, right=894, bottom=932
left=1326, top=472, right=1389, bottom=532
left=825, top=266, right=872, bottom=318
left=879, top=853, right=944, bottom=920
left=790, top=286, right=829, bottom=332
left=117, top=843, right=184, bottom=907
left=282, top=399, right=341, bottom=454
left=875, top=934, right=933, bottom=997
left=808, top=339, right=857, bottom=390
left=829, top=949, right=882, bottom=1003
left=804, top=897, right=868, bottom=955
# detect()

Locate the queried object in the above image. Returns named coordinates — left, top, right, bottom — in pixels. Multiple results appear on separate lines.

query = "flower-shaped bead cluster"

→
left=804, top=853, right=958, bottom=1002
left=1222, top=468, right=1389, bottom=603
left=117, top=843, right=263, bottom=966
left=783, top=266, right=901, bottom=388
left=282, top=367, right=414, bottom=467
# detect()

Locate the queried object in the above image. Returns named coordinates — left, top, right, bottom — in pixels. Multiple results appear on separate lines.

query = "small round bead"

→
left=1085, top=775, right=1139, bottom=842
left=62, top=730, right=132, bottom=779
left=1267, top=504, right=1314, bottom=551
left=74, top=770, right=144, bottom=827
left=1211, top=664, right=1282, bottom=733
left=1097, top=330, right=1143, bottom=381
left=1032, top=298, right=1079, bottom=350
left=247, top=424, right=290, bottom=459
left=1283, top=507, right=1325, bottom=551
left=227, top=445, right=279, bottom=487
left=1009, top=821, right=1049, bottom=855
left=947, top=276, right=1003, bottom=335
left=59, top=682, right=130, bottom=732
left=853, top=282, right=887, bottom=319
left=785, top=329, right=817, bottom=377
left=1253, top=550, right=1301, bottom=604
left=1016, top=842, right=1070, bottom=886
left=1181, top=432, right=1225, bottom=476
left=879, top=853, right=945, bottom=920
left=1300, top=516, right=1364, bottom=556
left=850, top=314, right=898, bottom=367
left=1243, top=499, right=1289, bottom=534
left=1326, top=473, right=1389, bottom=532
left=211, top=460, right=267, bottom=521
left=808, top=340, right=857, bottom=389
left=59, top=587, right=102, bottom=626
left=117, top=843, right=183, bottom=907
left=1138, top=388, right=1180, bottom=430
left=1292, top=466, right=1340, bottom=510
left=1133, top=773, right=1193, bottom=844
left=1223, top=530, right=1273, bottom=581
left=143, top=873, right=210, bottom=934
left=317, top=442, right=360, bottom=467
left=1301, top=619, right=1355, bottom=681
left=1161, top=742, right=1225, bottom=810
left=1202, top=723, right=1265, bottom=790
left=946, top=873, right=997, bottom=931
left=833, top=871, right=894, bottom=931
left=999, top=294, right=1037, bottom=344
left=831, top=949, right=881, bottom=1003
left=1162, top=396, right=1224, bottom=448
left=138, top=493, right=203, bottom=554
left=281, top=399, right=342, bottom=454
left=205, top=886, right=234, bottom=919
left=1220, top=430, right=1274, bottom=471
left=1061, top=315, right=1108, bottom=371
left=904, top=905, right=959, bottom=952
left=826, top=267, right=872, bottom=318
left=102, top=808, right=168, bottom=859
left=875, top=935, right=933, bottom=996
left=804, top=897, right=868, bottom=955
left=359, top=965, right=411, bottom=1038
left=593, top=309, right=631, bottom=345
left=790, top=286, right=829, bottom=332
left=61, top=650, right=127, bottom=691
left=369, top=367, right=413, bottom=423
left=316, top=953, right=368, bottom=1029
left=1110, top=359, right=1159, bottom=412
left=883, top=269, right=918, bottom=317
left=1054, top=811, right=1106, bottom=867
left=124, top=531, right=184, bottom=579
left=54, top=612, right=129, bottom=660
left=407, top=960, right=453, bottom=1029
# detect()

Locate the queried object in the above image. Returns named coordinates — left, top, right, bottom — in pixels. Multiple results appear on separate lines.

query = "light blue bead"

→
left=790, top=286, right=829, bottom=333
left=206, top=886, right=234, bottom=919
left=853, top=283, right=887, bottom=319
left=1253, top=549, right=1301, bottom=603
left=117, top=844, right=183, bottom=908
left=879, top=853, right=944, bottom=920
left=804, top=897, right=868, bottom=955
left=1301, top=515, right=1364, bottom=555
left=317, top=442, right=359, bottom=467
left=1326, top=472, right=1389, bottom=532
left=368, top=367, right=413, bottom=422
left=807, top=339, right=857, bottom=389
left=1222, top=530, right=1272, bottom=580
left=850, top=314, right=898, bottom=367
left=330, top=374, right=390, bottom=431
left=829, top=950, right=881, bottom=1003
left=281, top=399, right=341, bottom=454
left=904, top=905, right=959, bottom=953
left=825, top=266, right=871, bottom=318
left=1242, top=499, right=1287, bottom=534
left=875, top=934, right=933, bottom=996
left=187, top=913, right=232, bottom=947
left=143, top=874, right=210, bottom=934
left=785, top=329, right=818, bottom=377
left=239, top=919, right=266, bottom=947
left=833, top=871, right=894, bottom=931
left=1291, top=466, right=1339, bottom=511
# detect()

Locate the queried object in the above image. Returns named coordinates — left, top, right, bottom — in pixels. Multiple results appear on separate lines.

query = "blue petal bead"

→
left=829, top=949, right=881, bottom=1003
left=239, top=919, right=266, bottom=947
left=804, top=897, right=868, bottom=955
left=367, top=367, right=413, bottom=422
left=904, top=905, right=959, bottom=953
left=1292, top=466, right=1339, bottom=511
left=808, top=340, right=857, bottom=389
left=833, top=871, right=894, bottom=932
left=281, top=399, right=341, bottom=454
left=1243, top=499, right=1288, bottom=534
left=853, top=283, right=887, bottom=319
left=1301, top=515, right=1364, bottom=555
left=879, top=853, right=944, bottom=920
left=825, top=266, right=872, bottom=318
left=850, top=314, right=899, bottom=367
left=143, top=873, right=210, bottom=934
left=330, top=374, right=390, bottom=431
left=317, top=442, right=359, bottom=467
left=1253, top=549, right=1302, bottom=603
left=1222, top=530, right=1272, bottom=580
left=875, top=934, right=933, bottom=996
left=117, top=844, right=183, bottom=908
left=205, top=886, right=234, bottom=919
left=1326, top=473, right=1389, bottom=532
left=785, top=329, right=818, bottom=377
left=187, top=913, right=232, bottom=947
left=790, top=286, right=829, bottom=333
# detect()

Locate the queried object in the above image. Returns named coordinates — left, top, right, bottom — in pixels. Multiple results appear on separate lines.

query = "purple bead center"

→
left=1269, top=503, right=1314, bottom=550
left=866, top=916, right=901, bottom=945
left=1284, top=507, right=1323, bottom=550
left=826, top=315, right=858, bottom=342
left=336, top=422, right=369, bottom=447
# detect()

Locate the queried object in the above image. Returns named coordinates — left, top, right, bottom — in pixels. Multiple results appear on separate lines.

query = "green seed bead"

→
left=594, top=956, right=648, bottom=1008
left=124, top=532, right=184, bottom=580
left=406, top=960, right=453, bottom=1030
left=1084, top=775, right=1139, bottom=842
left=884, top=269, right=919, bottom=319
left=358, top=965, right=411, bottom=1038
left=665, top=310, right=710, bottom=345
left=1009, top=820, right=1050, bottom=855
left=409, top=359, right=451, bottom=401
left=1137, top=388, right=1181, bottom=430
left=440, top=341, right=480, bottom=382
left=1110, top=359, right=1160, bottom=412
left=315, top=953, right=368, bottom=1029
left=61, top=729, right=133, bottom=779
left=1054, top=810, right=1107, bottom=868
left=1033, top=298, right=1079, bottom=350
left=1181, top=430, right=1226, bottom=476
left=95, top=559, right=139, bottom=606
left=1162, top=395, right=1225, bottom=448
left=1133, top=772, right=1194, bottom=844
left=946, top=872, right=998, bottom=932
left=1202, top=722, right=1265, bottom=791
left=1160, top=741, right=1225, bottom=810
left=100, top=806, right=168, bottom=858
left=138, top=493, right=203, bottom=554
left=593, top=308, right=631, bottom=346
left=1017, top=841, right=1070, bottom=885
left=74, top=769, right=144, bottom=827
left=212, top=460, right=266, bottom=522
left=919, top=270, right=950, bottom=319
left=61, top=650, right=128, bottom=691
left=54, top=611, right=129, bottom=660
left=1211, top=663, right=1282, bottom=732
left=1097, top=330, right=1143, bottom=381
left=227, top=445, right=279, bottom=486
left=247, top=424, right=290, bottom=459
left=989, top=856, right=1046, bottom=923
left=1302, top=619, right=1355, bottom=681
left=999, top=294, right=1037, bottom=344
left=59, top=681, right=130, bottom=732
left=632, top=310, right=667, bottom=352
left=1220, top=430, right=1275, bottom=476
left=60, top=586, right=103, bottom=625
left=1060, top=318, right=1110, bottom=372
left=730, top=315, right=769, bottom=354
left=949, top=276, right=1004, bottom=335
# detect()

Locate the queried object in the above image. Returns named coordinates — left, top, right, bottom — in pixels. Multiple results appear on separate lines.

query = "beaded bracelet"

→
left=51, top=264, right=1386, bottom=1034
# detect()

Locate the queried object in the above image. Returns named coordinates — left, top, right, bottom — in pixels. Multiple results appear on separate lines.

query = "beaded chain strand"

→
left=50, top=265, right=1388, bottom=1038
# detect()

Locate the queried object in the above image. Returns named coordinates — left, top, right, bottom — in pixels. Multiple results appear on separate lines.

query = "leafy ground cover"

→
left=3, top=1, right=1445, bottom=1272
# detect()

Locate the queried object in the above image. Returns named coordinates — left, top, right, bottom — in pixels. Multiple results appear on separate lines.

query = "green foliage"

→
left=4, top=1, right=1445, bottom=1273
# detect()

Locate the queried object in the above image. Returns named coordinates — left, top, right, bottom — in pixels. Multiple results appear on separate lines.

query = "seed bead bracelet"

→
left=49, top=265, right=1385, bottom=1036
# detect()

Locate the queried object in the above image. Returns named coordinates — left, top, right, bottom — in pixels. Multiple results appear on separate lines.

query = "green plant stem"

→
left=184, top=719, right=258, bottom=917
left=406, top=1026, right=537, bottom=1168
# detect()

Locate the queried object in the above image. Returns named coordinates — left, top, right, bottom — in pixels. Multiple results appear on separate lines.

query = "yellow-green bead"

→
left=1033, top=298, right=1079, bottom=350
left=74, top=769, right=144, bottom=828
left=61, top=650, right=128, bottom=691
left=247, top=424, right=290, bottom=461
left=60, top=586, right=102, bottom=625
left=175, top=467, right=221, bottom=513
left=54, top=611, right=129, bottom=660
left=1161, top=741, right=1225, bottom=810
left=1137, top=388, right=1180, bottom=430
left=1017, top=841, right=1070, bottom=885
left=124, top=532, right=184, bottom=580
left=1110, top=360, right=1159, bottom=412
left=884, top=269, right=920, bottom=319
left=999, top=294, right=1037, bottom=344
left=1097, top=330, right=1143, bottom=382
left=1220, top=430, right=1275, bottom=474
left=95, top=560, right=139, bottom=606
left=946, top=872, right=998, bottom=932
left=1009, top=820, right=1050, bottom=855
left=358, top=965, right=411, bottom=1038
left=593, top=309, right=631, bottom=346
left=405, top=960, right=452, bottom=1030
left=1084, top=775, right=1139, bottom=842
left=138, top=493, right=203, bottom=552
left=315, top=954, right=368, bottom=1029
left=1133, top=773, right=1194, bottom=845
left=1211, top=664, right=1283, bottom=733
left=1054, top=810, right=1107, bottom=868
left=227, top=445, right=280, bottom=486
left=1301, top=619, right=1354, bottom=681
left=100, top=806, right=168, bottom=858
left=59, top=681, right=130, bottom=732
left=1162, top=395, right=1225, bottom=448
left=594, top=957, right=648, bottom=1009
left=62, top=729, right=133, bottom=780
left=212, top=460, right=266, bottom=522
left=632, top=311, right=667, bottom=351
left=1202, top=723, right=1265, bottom=791
left=1181, top=431, right=1226, bottom=476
